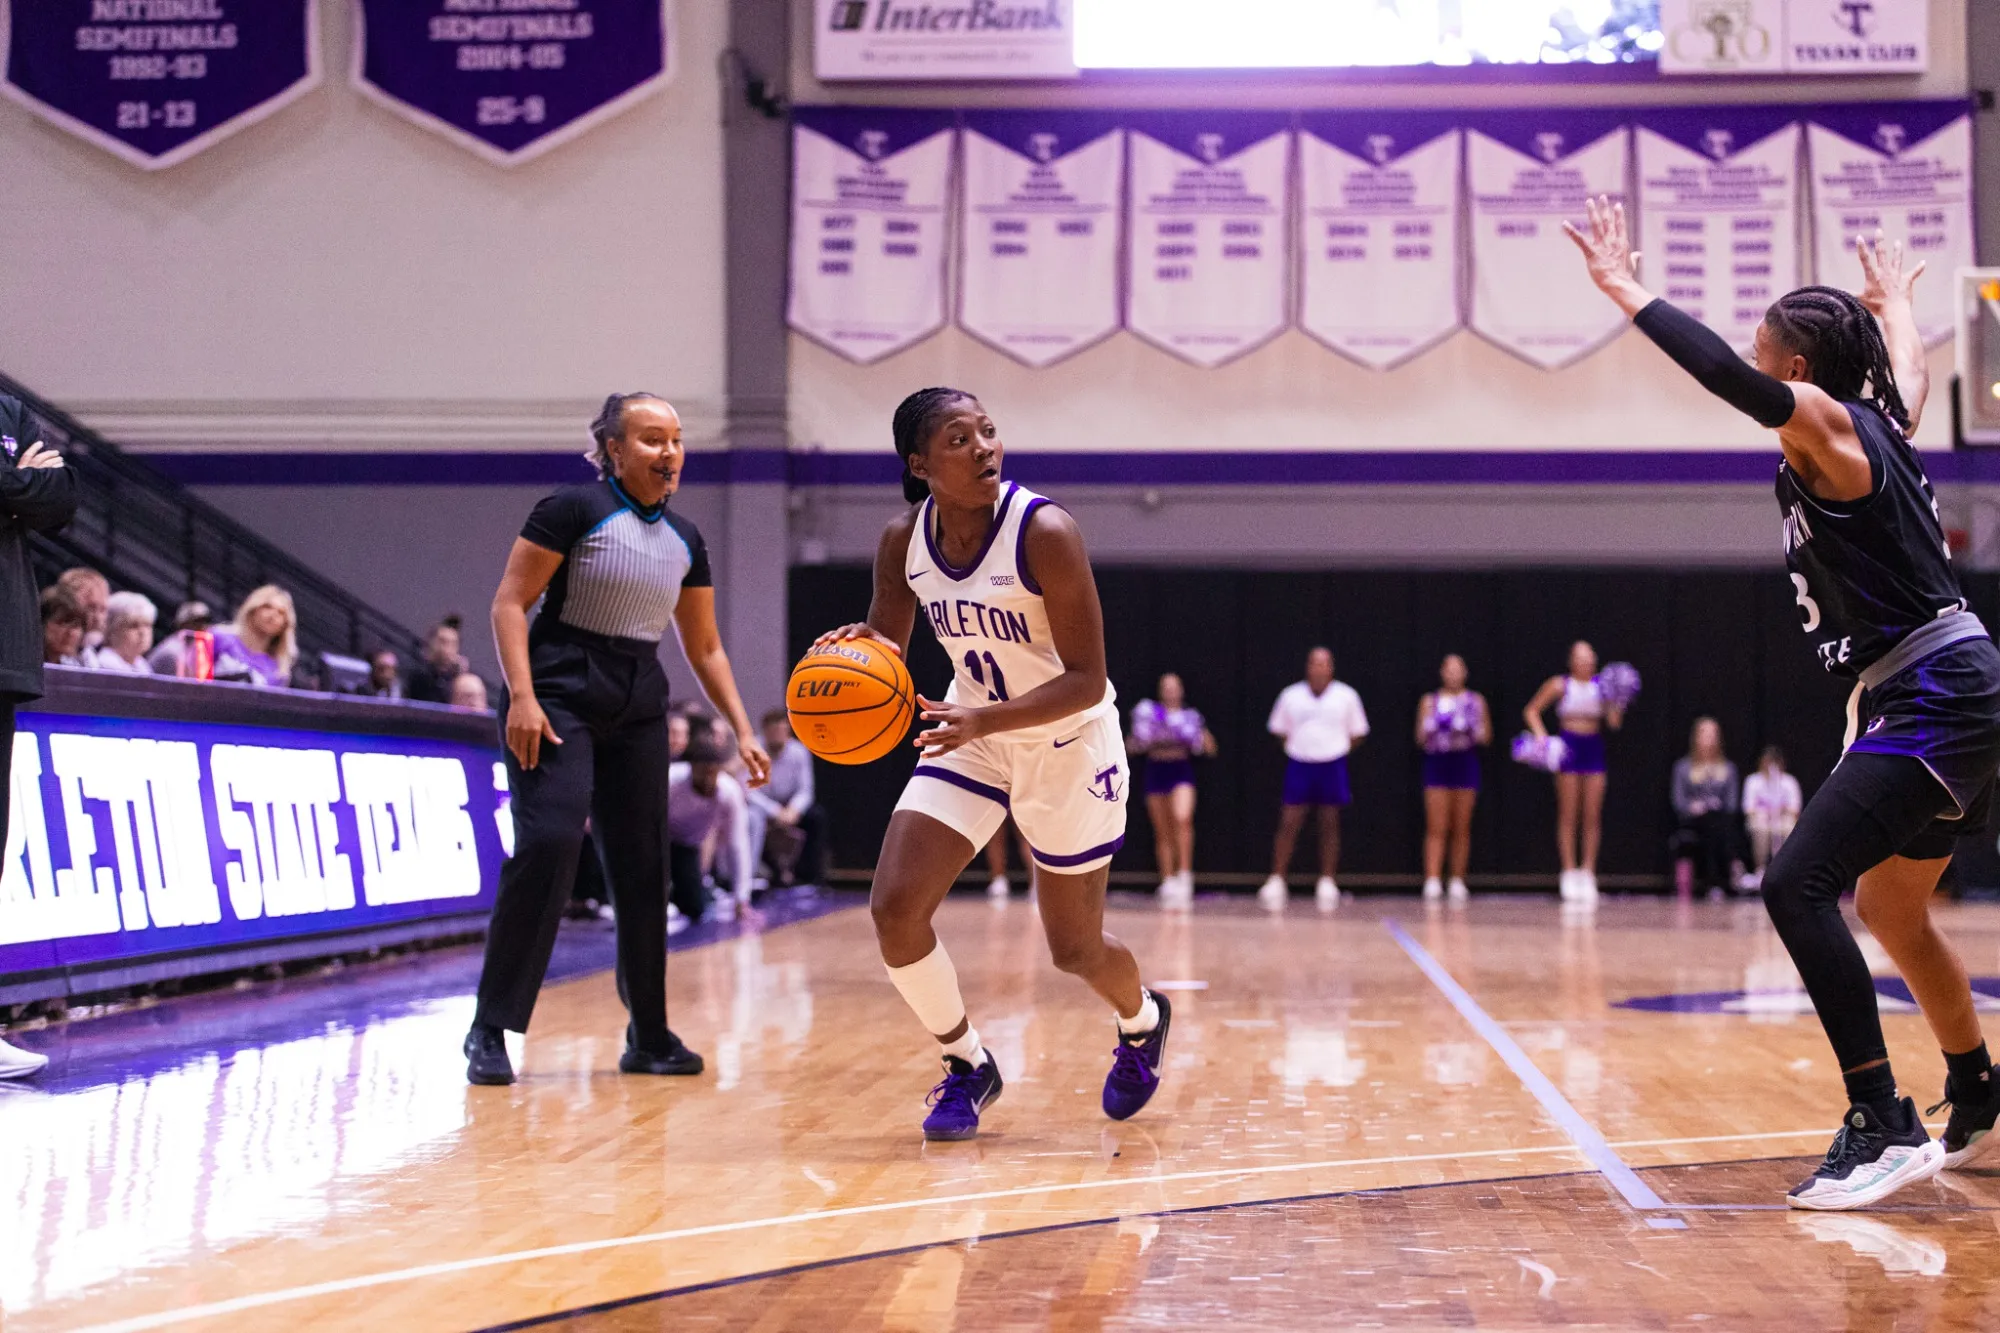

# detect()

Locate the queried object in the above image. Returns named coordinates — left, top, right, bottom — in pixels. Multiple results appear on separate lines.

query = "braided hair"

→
left=1763, top=287, right=1911, bottom=434
left=892, top=387, right=976, bottom=505
left=587, top=392, right=669, bottom=478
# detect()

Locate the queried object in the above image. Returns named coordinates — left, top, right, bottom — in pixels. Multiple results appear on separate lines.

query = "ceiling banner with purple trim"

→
left=1806, top=101, right=1973, bottom=349
left=1634, top=107, right=1802, bottom=354
left=958, top=110, right=1124, bottom=369
left=2, top=0, right=320, bottom=170
left=1298, top=111, right=1462, bottom=371
left=789, top=107, right=956, bottom=365
left=1124, top=112, right=1292, bottom=368
left=351, top=0, right=672, bottom=167
left=1466, top=112, right=1631, bottom=370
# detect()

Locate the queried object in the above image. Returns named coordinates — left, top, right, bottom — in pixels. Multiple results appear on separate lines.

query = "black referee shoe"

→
left=464, top=1022, right=515, bottom=1086
left=620, top=1027, right=705, bottom=1076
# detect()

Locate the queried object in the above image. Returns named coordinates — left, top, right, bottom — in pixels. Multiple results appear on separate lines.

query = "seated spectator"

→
left=87, top=591, right=156, bottom=673
left=1741, top=746, right=1803, bottom=889
left=667, top=711, right=691, bottom=761
left=668, top=735, right=749, bottom=923
left=448, top=671, right=489, bottom=710
left=705, top=714, right=757, bottom=908
left=405, top=614, right=470, bottom=704
left=289, top=651, right=331, bottom=692
left=747, top=708, right=825, bottom=889
left=211, top=584, right=297, bottom=688
left=361, top=649, right=403, bottom=699
left=147, top=601, right=215, bottom=677
left=1670, top=716, right=1744, bottom=895
left=40, top=588, right=85, bottom=667
left=55, top=567, right=108, bottom=653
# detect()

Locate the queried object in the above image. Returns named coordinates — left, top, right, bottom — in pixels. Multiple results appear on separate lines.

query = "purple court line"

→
left=1385, top=919, right=1688, bottom=1230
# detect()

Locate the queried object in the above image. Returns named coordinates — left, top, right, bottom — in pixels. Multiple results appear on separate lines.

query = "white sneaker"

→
left=1315, top=877, right=1340, bottom=910
left=987, top=875, right=1010, bottom=900
left=0, top=1035, right=47, bottom=1080
left=1578, top=870, right=1599, bottom=901
left=1422, top=877, right=1443, bottom=901
left=1558, top=869, right=1578, bottom=901
left=1258, top=875, right=1288, bottom=911
left=1447, top=878, right=1470, bottom=904
left=666, top=902, right=689, bottom=936
left=1788, top=1101, right=1945, bottom=1211
left=1175, top=870, right=1195, bottom=900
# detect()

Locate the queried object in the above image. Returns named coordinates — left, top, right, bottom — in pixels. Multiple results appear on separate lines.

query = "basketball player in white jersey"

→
left=817, top=388, right=1168, bottom=1141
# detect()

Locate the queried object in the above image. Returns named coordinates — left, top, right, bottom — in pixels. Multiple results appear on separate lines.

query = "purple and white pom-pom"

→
left=1596, top=662, right=1642, bottom=710
left=1511, top=731, right=1568, bottom=773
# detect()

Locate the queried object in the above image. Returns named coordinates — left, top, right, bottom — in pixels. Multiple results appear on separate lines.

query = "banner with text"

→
left=1658, top=0, right=1926, bottom=75
left=0, top=711, right=506, bottom=978
left=1298, top=111, right=1462, bottom=370
left=790, top=107, right=956, bottom=364
left=1807, top=101, right=1974, bottom=349
left=1635, top=107, right=1802, bottom=353
left=1124, top=112, right=1292, bottom=368
left=959, top=110, right=1123, bottom=368
left=351, top=0, right=672, bottom=166
left=2, top=0, right=320, bottom=170
left=1467, top=112, right=1631, bottom=370
left=814, top=0, right=1078, bottom=81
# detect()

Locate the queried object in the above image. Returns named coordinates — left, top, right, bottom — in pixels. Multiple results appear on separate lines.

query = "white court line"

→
left=72, top=1126, right=1840, bottom=1333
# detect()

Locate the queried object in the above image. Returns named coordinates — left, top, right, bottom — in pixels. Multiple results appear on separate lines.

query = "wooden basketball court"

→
left=14, top=891, right=2000, bottom=1331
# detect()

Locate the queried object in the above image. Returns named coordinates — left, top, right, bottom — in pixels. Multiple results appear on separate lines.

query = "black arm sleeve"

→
left=1633, top=299, right=1796, bottom=429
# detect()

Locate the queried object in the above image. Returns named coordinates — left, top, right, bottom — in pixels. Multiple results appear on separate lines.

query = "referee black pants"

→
left=475, top=639, right=673, bottom=1052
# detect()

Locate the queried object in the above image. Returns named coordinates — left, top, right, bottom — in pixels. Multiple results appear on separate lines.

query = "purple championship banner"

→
left=351, top=0, right=673, bottom=166
left=0, top=710, right=508, bottom=985
left=1, top=0, right=320, bottom=170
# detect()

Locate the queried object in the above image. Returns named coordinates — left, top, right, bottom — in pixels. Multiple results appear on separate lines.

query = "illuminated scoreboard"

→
left=0, top=673, right=508, bottom=999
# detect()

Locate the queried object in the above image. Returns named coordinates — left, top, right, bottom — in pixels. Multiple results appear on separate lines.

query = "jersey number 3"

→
left=964, top=650, right=1010, bottom=702
left=1790, top=573, right=1821, bottom=634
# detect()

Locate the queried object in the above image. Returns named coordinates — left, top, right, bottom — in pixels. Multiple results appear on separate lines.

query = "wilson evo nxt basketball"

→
left=788, top=637, right=916, bottom=765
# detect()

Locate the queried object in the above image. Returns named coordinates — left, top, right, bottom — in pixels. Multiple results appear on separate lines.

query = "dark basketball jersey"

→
left=1776, top=402, right=1966, bottom=677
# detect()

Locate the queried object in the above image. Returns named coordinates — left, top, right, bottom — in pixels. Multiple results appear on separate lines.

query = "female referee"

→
left=818, top=388, right=1168, bottom=1142
left=464, top=394, right=768, bottom=1087
left=1568, top=198, right=2000, bottom=1209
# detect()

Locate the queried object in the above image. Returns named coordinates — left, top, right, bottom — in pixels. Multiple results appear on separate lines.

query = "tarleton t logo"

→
left=1533, top=132, right=1565, bottom=164
left=1838, top=1, right=1875, bottom=38
left=1089, top=764, right=1121, bottom=802
left=857, top=129, right=888, bottom=161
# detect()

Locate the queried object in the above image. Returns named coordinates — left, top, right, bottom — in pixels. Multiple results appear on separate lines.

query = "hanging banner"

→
left=1124, top=112, right=1292, bottom=368
left=1467, top=112, right=1632, bottom=370
left=1, top=0, right=320, bottom=170
left=1786, top=0, right=1926, bottom=74
left=1807, top=102, right=1973, bottom=348
left=351, top=0, right=672, bottom=166
left=1634, top=108, right=1801, bottom=353
left=1298, top=111, right=1462, bottom=370
left=814, top=0, right=1079, bottom=81
left=789, top=107, right=956, bottom=364
left=958, top=110, right=1123, bottom=368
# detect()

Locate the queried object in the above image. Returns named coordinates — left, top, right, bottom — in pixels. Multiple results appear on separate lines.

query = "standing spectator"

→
left=1670, top=716, right=1743, bottom=895
left=0, top=395, right=78, bottom=1078
left=748, top=708, right=826, bottom=890
left=406, top=614, right=470, bottom=703
left=147, top=601, right=213, bottom=677
left=449, top=672, right=490, bottom=710
left=211, top=585, right=297, bottom=688
left=55, top=567, right=108, bottom=653
left=87, top=591, right=156, bottom=673
left=1741, top=746, right=1803, bottom=891
left=1259, top=646, right=1369, bottom=912
left=362, top=649, right=403, bottom=698
left=40, top=589, right=85, bottom=666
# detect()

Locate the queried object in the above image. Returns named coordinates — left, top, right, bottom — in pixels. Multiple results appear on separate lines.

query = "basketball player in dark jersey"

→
left=1568, top=198, right=2000, bottom=1209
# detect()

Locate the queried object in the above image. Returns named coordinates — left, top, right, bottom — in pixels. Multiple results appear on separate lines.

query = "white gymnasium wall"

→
left=785, top=0, right=1970, bottom=457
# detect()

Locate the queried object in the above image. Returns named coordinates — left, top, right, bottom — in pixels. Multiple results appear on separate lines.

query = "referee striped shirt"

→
left=521, top=479, right=711, bottom=645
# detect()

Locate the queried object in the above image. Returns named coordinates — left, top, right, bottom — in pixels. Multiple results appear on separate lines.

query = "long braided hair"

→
left=587, top=392, right=669, bottom=478
left=1763, top=286, right=1911, bottom=435
left=891, top=386, right=975, bottom=505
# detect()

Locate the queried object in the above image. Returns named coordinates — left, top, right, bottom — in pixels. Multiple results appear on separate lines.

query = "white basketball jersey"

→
left=906, top=482, right=1116, bottom=743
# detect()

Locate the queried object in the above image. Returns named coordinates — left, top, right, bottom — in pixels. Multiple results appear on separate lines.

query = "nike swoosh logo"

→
left=1053, top=736, right=1079, bottom=748
left=910, top=568, right=931, bottom=579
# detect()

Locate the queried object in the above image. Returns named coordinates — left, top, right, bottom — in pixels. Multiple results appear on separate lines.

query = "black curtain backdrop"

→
left=788, top=566, right=2000, bottom=888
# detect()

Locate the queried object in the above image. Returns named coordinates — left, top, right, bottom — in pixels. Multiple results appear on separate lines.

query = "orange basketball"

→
left=787, top=637, right=915, bottom=765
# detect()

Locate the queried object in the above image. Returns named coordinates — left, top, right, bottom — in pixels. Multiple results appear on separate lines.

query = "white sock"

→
left=1117, top=988, right=1161, bottom=1036
left=940, top=1025, right=986, bottom=1065
left=885, top=941, right=970, bottom=1039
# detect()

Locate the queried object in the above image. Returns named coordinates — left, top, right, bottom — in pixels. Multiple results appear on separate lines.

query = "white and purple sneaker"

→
left=1103, top=992, right=1171, bottom=1122
left=1787, top=1098, right=1944, bottom=1211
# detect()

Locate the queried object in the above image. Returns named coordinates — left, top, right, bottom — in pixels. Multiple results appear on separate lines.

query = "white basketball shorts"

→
left=894, top=709, right=1128, bottom=874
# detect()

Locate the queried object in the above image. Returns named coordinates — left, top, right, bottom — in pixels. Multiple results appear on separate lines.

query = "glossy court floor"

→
left=14, top=891, right=2000, bottom=1332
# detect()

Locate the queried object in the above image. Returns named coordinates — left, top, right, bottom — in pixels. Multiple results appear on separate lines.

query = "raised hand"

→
left=1560, top=194, right=1642, bottom=295
left=1855, top=228, right=1924, bottom=317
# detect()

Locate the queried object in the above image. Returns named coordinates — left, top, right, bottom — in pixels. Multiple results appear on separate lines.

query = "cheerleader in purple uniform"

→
left=1128, top=673, right=1215, bottom=908
left=1524, top=640, right=1625, bottom=903
left=1416, top=654, right=1490, bottom=904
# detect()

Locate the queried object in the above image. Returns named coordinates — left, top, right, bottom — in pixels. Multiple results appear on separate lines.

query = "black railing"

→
left=0, top=373, right=428, bottom=666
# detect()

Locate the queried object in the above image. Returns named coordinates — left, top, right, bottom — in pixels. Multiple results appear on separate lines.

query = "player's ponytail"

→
left=892, top=386, right=974, bottom=506
left=1764, top=287, right=1911, bottom=435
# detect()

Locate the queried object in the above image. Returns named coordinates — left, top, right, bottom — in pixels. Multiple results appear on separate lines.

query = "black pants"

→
left=475, top=639, right=671, bottom=1051
left=1760, top=752, right=1959, bottom=1074
left=1673, top=810, right=1741, bottom=890
left=0, top=698, right=16, bottom=861
left=669, top=841, right=707, bottom=921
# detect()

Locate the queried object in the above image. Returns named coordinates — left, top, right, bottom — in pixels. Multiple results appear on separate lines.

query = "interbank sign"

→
left=815, top=0, right=1078, bottom=81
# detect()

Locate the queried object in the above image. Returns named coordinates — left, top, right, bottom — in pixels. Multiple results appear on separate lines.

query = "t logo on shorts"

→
left=1089, top=765, right=1121, bottom=802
